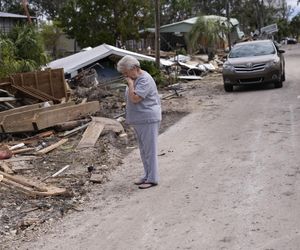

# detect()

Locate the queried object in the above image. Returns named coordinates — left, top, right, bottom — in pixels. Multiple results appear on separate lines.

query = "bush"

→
left=139, top=60, right=168, bottom=88
left=0, top=24, right=49, bottom=78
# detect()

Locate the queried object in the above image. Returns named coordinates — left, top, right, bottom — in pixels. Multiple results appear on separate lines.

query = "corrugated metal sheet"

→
left=47, top=44, right=174, bottom=78
left=0, top=11, right=35, bottom=19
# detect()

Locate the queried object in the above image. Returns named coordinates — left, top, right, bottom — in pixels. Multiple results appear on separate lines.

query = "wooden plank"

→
left=77, top=122, right=104, bottom=149
left=25, top=86, right=61, bottom=103
left=0, top=97, right=16, bottom=102
left=20, top=130, right=54, bottom=144
left=0, top=102, right=53, bottom=133
left=9, top=69, right=67, bottom=100
left=49, top=70, right=54, bottom=96
left=20, top=74, right=24, bottom=86
left=0, top=162, right=14, bottom=174
left=22, top=72, right=35, bottom=88
left=34, top=71, right=38, bottom=89
left=37, top=71, right=53, bottom=98
left=0, top=178, right=36, bottom=197
left=2, top=102, right=74, bottom=133
left=0, top=170, right=47, bottom=192
left=36, top=138, right=68, bottom=155
left=11, top=84, right=48, bottom=102
left=3, top=156, right=39, bottom=162
left=12, top=147, right=35, bottom=154
left=91, top=116, right=124, bottom=133
left=0, top=103, right=48, bottom=123
left=34, top=101, right=100, bottom=130
left=54, top=68, right=68, bottom=99
left=60, top=122, right=90, bottom=137
left=0, top=174, right=67, bottom=197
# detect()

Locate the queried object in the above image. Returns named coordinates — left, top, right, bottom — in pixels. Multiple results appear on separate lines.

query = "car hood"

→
left=226, top=54, right=278, bottom=65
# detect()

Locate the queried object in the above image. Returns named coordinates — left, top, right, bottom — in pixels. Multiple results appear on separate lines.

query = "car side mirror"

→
left=278, top=49, right=285, bottom=53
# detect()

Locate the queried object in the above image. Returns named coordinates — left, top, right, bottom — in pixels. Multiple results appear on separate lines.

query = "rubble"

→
left=0, top=46, right=226, bottom=247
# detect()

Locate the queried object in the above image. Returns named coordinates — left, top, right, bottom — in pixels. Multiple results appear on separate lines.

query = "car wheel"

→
left=274, top=80, right=283, bottom=88
left=224, top=84, right=233, bottom=92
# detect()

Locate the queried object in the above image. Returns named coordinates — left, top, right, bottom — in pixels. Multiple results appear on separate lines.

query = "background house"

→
left=159, top=15, right=245, bottom=52
left=0, top=11, right=36, bottom=34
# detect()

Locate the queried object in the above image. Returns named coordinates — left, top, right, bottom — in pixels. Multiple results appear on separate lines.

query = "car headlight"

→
left=265, top=58, right=280, bottom=68
left=223, top=63, right=235, bottom=72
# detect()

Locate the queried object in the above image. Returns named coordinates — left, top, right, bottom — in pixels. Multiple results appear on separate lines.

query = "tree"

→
left=31, top=0, right=70, bottom=19
left=0, top=24, right=49, bottom=77
left=276, top=18, right=290, bottom=40
left=188, top=16, right=227, bottom=59
left=160, top=0, right=197, bottom=24
left=57, top=0, right=152, bottom=48
left=290, top=14, right=300, bottom=39
left=40, top=21, right=63, bottom=59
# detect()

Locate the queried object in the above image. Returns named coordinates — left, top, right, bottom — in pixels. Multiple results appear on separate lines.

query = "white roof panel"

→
left=47, top=44, right=174, bottom=77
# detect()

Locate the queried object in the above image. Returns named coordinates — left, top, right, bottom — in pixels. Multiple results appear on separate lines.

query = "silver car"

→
left=222, top=39, right=285, bottom=92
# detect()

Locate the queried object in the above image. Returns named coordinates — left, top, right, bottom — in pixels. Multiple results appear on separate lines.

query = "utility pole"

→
left=226, top=0, right=232, bottom=51
left=21, top=0, right=32, bottom=24
left=154, top=0, right=160, bottom=69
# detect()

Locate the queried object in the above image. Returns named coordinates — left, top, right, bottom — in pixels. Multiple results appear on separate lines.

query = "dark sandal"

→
left=138, top=183, right=158, bottom=189
left=134, top=179, right=146, bottom=185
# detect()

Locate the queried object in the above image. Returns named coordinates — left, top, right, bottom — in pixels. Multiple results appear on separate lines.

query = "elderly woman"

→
left=117, top=55, right=161, bottom=189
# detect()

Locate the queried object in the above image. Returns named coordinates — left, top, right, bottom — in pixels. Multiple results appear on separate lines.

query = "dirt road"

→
left=17, top=44, right=300, bottom=250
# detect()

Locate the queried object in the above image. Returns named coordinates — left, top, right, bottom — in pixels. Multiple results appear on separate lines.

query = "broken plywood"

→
left=34, top=101, right=100, bottom=130
left=76, top=116, right=124, bottom=149
left=0, top=102, right=53, bottom=132
left=10, top=69, right=68, bottom=101
left=92, top=116, right=125, bottom=134
left=2, top=102, right=74, bottom=133
left=77, top=122, right=104, bottom=149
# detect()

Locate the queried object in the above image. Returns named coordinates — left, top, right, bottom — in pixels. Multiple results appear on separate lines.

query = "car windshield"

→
left=229, top=42, right=275, bottom=58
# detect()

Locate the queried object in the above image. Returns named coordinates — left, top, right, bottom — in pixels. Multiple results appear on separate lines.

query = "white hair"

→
left=117, top=55, right=140, bottom=73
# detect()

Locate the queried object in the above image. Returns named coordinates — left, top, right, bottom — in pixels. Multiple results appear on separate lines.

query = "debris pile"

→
left=0, top=45, right=225, bottom=246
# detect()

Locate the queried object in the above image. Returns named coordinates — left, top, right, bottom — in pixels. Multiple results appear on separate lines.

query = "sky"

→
left=286, top=0, right=300, bottom=18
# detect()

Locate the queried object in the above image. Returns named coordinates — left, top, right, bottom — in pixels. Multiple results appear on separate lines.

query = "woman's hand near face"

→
left=125, top=77, right=134, bottom=86
left=126, top=77, right=142, bottom=104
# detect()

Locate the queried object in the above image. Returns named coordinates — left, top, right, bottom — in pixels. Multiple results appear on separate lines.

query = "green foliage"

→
left=0, top=0, right=24, bottom=14
left=140, top=60, right=167, bottom=88
left=40, top=21, right=63, bottom=59
left=290, top=14, right=300, bottom=39
left=30, top=0, right=70, bottom=19
left=57, top=0, right=152, bottom=48
left=188, top=15, right=227, bottom=55
left=0, top=25, right=49, bottom=78
left=8, top=25, right=49, bottom=66
left=276, top=18, right=290, bottom=40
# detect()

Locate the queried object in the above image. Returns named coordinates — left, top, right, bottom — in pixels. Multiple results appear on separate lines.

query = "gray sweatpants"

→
left=133, top=122, right=160, bottom=184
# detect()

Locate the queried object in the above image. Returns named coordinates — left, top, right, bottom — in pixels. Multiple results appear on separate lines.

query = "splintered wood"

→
left=36, top=138, right=68, bottom=155
left=0, top=171, right=67, bottom=197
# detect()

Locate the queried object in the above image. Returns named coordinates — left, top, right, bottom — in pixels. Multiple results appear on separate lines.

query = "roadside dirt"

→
left=0, top=72, right=224, bottom=249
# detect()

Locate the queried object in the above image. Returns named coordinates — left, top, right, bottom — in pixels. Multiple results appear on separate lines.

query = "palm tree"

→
left=187, top=16, right=229, bottom=60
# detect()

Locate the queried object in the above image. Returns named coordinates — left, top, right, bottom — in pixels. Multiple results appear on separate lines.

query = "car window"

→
left=229, top=42, right=276, bottom=58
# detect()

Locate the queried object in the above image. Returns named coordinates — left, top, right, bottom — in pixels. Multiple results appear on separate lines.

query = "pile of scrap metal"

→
left=167, top=54, right=223, bottom=80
